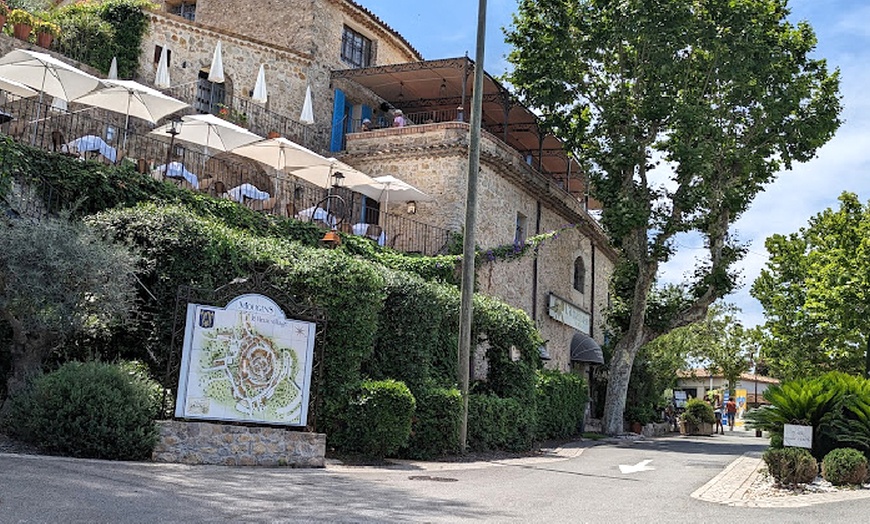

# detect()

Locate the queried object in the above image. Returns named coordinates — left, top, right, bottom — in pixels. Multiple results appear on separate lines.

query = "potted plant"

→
left=0, top=1, right=10, bottom=30
left=679, top=398, right=715, bottom=435
left=33, top=19, right=60, bottom=48
left=8, top=9, right=34, bottom=41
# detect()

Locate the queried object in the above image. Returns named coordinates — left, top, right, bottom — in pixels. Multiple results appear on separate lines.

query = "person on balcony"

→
left=393, top=109, right=406, bottom=128
left=361, top=118, right=373, bottom=132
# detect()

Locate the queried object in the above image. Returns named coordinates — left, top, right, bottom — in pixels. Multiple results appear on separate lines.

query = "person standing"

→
left=713, top=397, right=724, bottom=435
left=725, top=397, right=737, bottom=431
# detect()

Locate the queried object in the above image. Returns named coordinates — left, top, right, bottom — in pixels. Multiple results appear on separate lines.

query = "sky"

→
left=360, top=0, right=870, bottom=328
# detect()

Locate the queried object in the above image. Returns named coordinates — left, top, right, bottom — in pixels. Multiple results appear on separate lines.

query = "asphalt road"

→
left=1, top=432, right=868, bottom=523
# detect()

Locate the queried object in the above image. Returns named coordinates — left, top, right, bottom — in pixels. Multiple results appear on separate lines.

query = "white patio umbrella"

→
left=349, top=174, right=434, bottom=212
left=252, top=64, right=267, bottom=104
left=0, top=75, right=37, bottom=98
left=0, top=49, right=102, bottom=101
left=230, top=136, right=327, bottom=171
left=208, top=41, right=225, bottom=83
left=299, top=84, right=314, bottom=124
left=288, top=157, right=379, bottom=197
left=74, top=79, right=189, bottom=146
left=155, top=46, right=170, bottom=88
left=107, top=57, right=118, bottom=80
left=0, top=49, right=103, bottom=142
left=150, top=113, right=262, bottom=152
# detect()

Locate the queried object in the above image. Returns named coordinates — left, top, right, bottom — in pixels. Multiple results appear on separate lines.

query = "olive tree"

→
left=0, top=215, right=139, bottom=408
left=506, top=0, right=841, bottom=434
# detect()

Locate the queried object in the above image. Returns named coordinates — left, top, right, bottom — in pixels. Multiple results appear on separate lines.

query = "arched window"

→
left=573, top=257, right=586, bottom=293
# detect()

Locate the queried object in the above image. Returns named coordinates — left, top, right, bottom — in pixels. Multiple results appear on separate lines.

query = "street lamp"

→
left=163, top=118, right=182, bottom=180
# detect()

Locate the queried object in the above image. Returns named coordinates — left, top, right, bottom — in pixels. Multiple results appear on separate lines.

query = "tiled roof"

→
left=677, top=368, right=780, bottom=385
left=345, top=1, right=423, bottom=61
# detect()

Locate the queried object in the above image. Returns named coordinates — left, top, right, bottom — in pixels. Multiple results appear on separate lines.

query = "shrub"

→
left=822, top=448, right=869, bottom=486
left=467, top=393, right=536, bottom=452
left=763, top=447, right=819, bottom=486
left=681, top=398, right=715, bottom=426
left=2, top=361, right=161, bottom=460
left=404, top=386, right=462, bottom=459
left=535, top=370, right=587, bottom=440
left=342, top=379, right=416, bottom=458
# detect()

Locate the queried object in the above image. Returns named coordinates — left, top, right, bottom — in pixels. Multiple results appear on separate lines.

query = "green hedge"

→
left=404, top=386, right=463, bottom=459
left=2, top=360, right=160, bottom=460
left=535, top=370, right=587, bottom=440
left=467, top=393, right=536, bottom=452
left=341, top=379, right=416, bottom=457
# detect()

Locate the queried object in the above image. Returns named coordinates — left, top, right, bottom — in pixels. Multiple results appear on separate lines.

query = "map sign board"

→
left=175, top=294, right=316, bottom=426
left=783, top=424, right=813, bottom=449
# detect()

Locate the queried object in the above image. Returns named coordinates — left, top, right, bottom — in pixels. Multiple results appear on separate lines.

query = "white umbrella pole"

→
left=122, top=94, right=132, bottom=150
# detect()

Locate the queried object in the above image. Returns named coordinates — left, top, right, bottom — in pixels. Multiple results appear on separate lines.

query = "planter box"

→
left=13, top=23, right=31, bottom=41
left=679, top=420, right=713, bottom=436
left=36, top=32, right=53, bottom=48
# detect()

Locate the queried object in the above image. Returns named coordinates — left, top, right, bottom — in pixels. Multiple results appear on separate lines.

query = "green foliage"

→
left=8, top=8, right=32, bottom=25
left=763, top=447, right=819, bottom=486
left=752, top=192, right=870, bottom=380
left=342, top=379, right=416, bottom=458
left=681, top=398, right=715, bottom=426
left=746, top=372, right=870, bottom=460
left=404, top=386, right=462, bottom=459
left=50, top=0, right=154, bottom=78
left=2, top=361, right=160, bottom=460
left=822, top=448, right=869, bottom=486
left=467, top=393, right=535, bottom=452
left=535, top=370, right=587, bottom=439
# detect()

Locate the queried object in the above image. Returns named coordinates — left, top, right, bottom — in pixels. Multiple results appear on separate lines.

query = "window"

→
left=515, top=213, right=527, bottom=246
left=341, top=26, right=373, bottom=68
left=168, top=2, right=196, bottom=21
left=573, top=257, right=586, bottom=293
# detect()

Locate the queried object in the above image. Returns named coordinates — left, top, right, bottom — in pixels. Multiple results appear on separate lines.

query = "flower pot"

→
left=630, top=421, right=643, bottom=434
left=36, top=32, right=53, bottom=48
left=0, top=15, right=7, bottom=29
left=13, top=23, right=32, bottom=41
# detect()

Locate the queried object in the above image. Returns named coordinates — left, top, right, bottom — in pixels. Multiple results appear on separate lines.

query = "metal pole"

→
left=458, top=0, right=487, bottom=454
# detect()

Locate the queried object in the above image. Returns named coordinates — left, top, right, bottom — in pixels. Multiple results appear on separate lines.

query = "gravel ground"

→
left=745, top=467, right=870, bottom=498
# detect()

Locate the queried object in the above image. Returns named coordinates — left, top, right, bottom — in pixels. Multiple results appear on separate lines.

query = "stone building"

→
left=137, top=0, right=617, bottom=373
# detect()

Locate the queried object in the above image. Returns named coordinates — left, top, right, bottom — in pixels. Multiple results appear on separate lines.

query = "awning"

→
left=570, top=332, right=604, bottom=365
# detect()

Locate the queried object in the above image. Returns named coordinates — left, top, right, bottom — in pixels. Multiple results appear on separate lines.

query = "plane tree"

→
left=505, top=0, right=841, bottom=433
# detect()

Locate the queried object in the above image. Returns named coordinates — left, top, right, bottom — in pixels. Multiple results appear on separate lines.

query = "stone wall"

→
left=344, top=123, right=617, bottom=371
left=152, top=420, right=326, bottom=467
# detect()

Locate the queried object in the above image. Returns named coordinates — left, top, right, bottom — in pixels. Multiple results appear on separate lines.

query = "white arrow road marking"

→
left=619, top=459, right=654, bottom=474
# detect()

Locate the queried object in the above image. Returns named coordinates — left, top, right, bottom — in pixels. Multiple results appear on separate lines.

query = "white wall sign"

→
left=783, top=424, right=813, bottom=449
left=548, top=293, right=591, bottom=334
left=175, top=294, right=316, bottom=426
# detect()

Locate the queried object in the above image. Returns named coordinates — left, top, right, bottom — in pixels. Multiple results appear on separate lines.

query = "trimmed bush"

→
left=763, top=447, right=818, bottom=486
left=404, top=386, right=463, bottom=459
left=535, top=370, right=588, bottom=440
left=681, top=398, right=715, bottom=426
left=467, top=393, right=536, bottom=452
left=822, top=448, right=869, bottom=486
left=342, top=379, right=416, bottom=458
left=2, top=361, right=160, bottom=460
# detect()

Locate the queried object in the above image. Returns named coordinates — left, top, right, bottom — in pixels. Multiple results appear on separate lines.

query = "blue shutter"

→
left=330, top=89, right=346, bottom=152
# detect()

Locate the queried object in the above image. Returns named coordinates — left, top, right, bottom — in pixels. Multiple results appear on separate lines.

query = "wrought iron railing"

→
left=1, top=94, right=453, bottom=255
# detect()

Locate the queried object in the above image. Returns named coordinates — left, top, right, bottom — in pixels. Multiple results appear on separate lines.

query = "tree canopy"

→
left=752, top=192, right=870, bottom=380
left=506, top=0, right=841, bottom=433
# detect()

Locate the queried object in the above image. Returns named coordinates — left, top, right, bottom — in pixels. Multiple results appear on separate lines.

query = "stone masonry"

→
left=152, top=420, right=326, bottom=467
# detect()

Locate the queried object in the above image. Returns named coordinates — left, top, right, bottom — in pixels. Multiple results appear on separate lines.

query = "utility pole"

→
left=458, top=0, right=487, bottom=453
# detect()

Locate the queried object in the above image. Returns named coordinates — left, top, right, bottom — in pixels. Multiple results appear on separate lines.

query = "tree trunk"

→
left=0, top=321, right=52, bottom=417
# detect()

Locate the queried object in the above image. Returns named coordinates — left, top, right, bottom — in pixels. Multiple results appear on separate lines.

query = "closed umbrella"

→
left=155, top=46, right=170, bottom=89
left=150, top=113, right=262, bottom=152
left=252, top=64, right=267, bottom=104
left=107, top=57, right=118, bottom=80
left=0, top=75, right=37, bottom=98
left=74, top=79, right=189, bottom=146
left=299, top=84, right=314, bottom=124
left=208, top=41, right=224, bottom=83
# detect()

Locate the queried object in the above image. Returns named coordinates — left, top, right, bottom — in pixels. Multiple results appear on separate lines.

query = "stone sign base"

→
left=152, top=420, right=326, bottom=467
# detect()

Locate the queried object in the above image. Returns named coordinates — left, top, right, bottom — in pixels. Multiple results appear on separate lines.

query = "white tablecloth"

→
left=155, top=161, right=199, bottom=189
left=227, top=183, right=270, bottom=202
left=296, top=206, right=336, bottom=227
left=68, top=135, right=117, bottom=163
